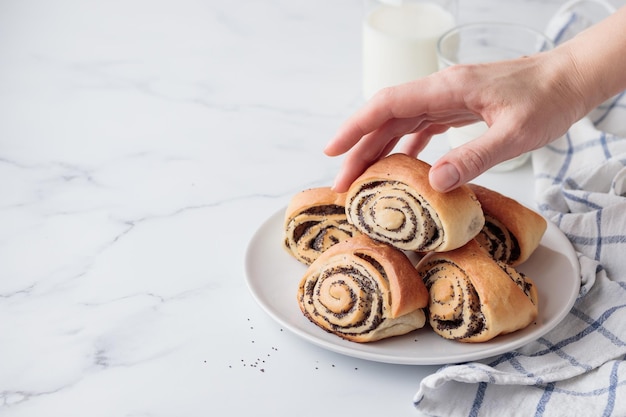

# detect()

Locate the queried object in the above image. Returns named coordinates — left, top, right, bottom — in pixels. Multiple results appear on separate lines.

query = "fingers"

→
left=329, top=115, right=431, bottom=192
left=330, top=119, right=484, bottom=193
left=324, top=91, right=398, bottom=157
left=325, top=70, right=498, bottom=193
left=331, top=136, right=401, bottom=192
left=324, top=117, right=370, bottom=157
left=400, top=125, right=450, bottom=156
left=325, top=77, right=462, bottom=157
left=331, top=123, right=443, bottom=193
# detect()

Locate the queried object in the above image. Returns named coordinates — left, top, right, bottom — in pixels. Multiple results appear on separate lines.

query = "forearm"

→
left=553, top=6, right=626, bottom=114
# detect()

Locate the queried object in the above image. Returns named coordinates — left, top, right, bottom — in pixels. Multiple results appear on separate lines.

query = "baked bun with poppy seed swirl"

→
left=297, top=234, right=428, bottom=343
left=415, top=240, right=539, bottom=343
left=467, top=184, right=547, bottom=266
left=284, top=187, right=362, bottom=265
left=345, top=154, right=484, bottom=253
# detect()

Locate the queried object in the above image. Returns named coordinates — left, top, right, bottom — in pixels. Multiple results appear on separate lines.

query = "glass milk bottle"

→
left=362, top=0, right=457, bottom=100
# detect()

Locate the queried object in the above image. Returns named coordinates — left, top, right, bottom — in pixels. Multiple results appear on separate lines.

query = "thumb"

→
left=429, top=161, right=464, bottom=192
left=429, top=135, right=504, bottom=192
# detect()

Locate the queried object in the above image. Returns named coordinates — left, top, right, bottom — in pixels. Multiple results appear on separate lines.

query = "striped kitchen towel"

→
left=413, top=4, right=626, bottom=417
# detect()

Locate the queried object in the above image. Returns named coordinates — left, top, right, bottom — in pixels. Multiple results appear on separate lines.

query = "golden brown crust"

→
left=283, top=187, right=361, bottom=265
left=468, top=184, right=547, bottom=266
left=416, top=240, right=539, bottom=343
left=297, top=234, right=428, bottom=342
left=284, top=187, right=348, bottom=224
left=332, top=235, right=429, bottom=317
left=346, top=154, right=484, bottom=252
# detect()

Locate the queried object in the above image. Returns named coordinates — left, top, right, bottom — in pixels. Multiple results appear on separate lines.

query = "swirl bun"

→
left=345, top=154, right=484, bottom=252
left=297, top=235, right=428, bottom=342
left=284, top=187, right=361, bottom=265
left=468, top=184, right=547, bottom=266
left=416, top=240, right=539, bottom=343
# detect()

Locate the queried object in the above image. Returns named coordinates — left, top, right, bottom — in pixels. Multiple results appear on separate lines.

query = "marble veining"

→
left=1, top=0, right=623, bottom=415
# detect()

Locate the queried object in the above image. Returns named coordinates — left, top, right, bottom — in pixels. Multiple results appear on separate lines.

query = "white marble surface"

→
left=0, top=0, right=622, bottom=416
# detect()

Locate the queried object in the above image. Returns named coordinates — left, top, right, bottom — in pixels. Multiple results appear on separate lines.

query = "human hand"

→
left=325, top=50, right=588, bottom=193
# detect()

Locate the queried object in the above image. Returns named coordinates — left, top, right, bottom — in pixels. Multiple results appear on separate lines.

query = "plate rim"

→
left=244, top=207, right=580, bottom=365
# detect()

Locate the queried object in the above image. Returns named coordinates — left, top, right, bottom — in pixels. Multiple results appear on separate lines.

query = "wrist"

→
left=547, top=44, right=600, bottom=120
left=551, top=7, right=626, bottom=113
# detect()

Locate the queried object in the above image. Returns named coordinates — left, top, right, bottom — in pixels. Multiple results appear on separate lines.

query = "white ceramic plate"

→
left=244, top=208, right=580, bottom=365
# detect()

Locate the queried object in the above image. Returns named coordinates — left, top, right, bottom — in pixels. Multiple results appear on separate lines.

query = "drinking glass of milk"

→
left=436, top=23, right=554, bottom=171
left=362, top=0, right=457, bottom=100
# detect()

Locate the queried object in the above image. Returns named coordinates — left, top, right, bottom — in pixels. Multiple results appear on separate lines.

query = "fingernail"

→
left=430, top=163, right=460, bottom=192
